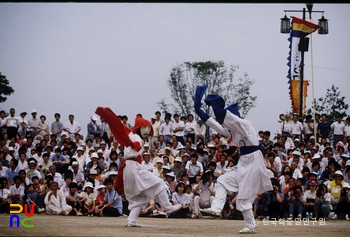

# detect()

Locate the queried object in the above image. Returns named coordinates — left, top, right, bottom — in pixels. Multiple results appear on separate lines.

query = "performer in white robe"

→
left=44, top=181, right=72, bottom=215
left=194, top=85, right=272, bottom=234
left=95, top=107, right=181, bottom=227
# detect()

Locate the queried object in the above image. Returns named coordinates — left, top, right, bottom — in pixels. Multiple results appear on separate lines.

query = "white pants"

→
left=193, top=195, right=215, bottom=215
left=211, top=182, right=256, bottom=230
left=46, top=204, right=72, bottom=215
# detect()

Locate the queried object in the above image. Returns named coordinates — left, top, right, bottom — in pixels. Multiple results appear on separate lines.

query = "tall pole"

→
left=299, top=7, right=306, bottom=119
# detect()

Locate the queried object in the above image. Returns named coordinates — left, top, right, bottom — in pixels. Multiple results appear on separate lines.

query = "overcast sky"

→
left=0, top=3, right=349, bottom=138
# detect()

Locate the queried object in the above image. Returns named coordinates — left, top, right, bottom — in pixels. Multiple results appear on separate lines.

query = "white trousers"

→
left=46, top=204, right=72, bottom=215
left=193, top=195, right=215, bottom=215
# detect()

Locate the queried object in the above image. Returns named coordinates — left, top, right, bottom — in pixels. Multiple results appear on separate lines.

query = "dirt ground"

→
left=1, top=214, right=349, bottom=237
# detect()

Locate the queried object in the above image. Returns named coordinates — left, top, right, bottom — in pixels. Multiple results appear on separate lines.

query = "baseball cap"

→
left=31, top=109, right=37, bottom=114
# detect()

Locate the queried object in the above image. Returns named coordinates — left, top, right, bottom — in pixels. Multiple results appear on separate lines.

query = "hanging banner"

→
left=290, top=80, right=309, bottom=115
left=287, top=17, right=320, bottom=82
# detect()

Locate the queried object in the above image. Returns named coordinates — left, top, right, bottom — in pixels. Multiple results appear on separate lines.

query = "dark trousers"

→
left=7, top=127, right=18, bottom=140
left=102, top=206, right=121, bottom=216
left=176, top=136, right=185, bottom=146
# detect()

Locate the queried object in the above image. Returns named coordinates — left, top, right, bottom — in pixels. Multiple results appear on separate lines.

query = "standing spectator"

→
left=63, top=114, right=82, bottom=140
left=195, top=119, right=207, bottom=144
left=291, top=114, right=304, bottom=141
left=87, top=115, right=101, bottom=141
left=304, top=115, right=314, bottom=145
left=260, top=131, right=274, bottom=154
left=4, top=108, right=19, bottom=140
left=51, top=113, right=64, bottom=141
left=27, top=109, right=42, bottom=138
left=159, top=116, right=173, bottom=144
left=98, top=117, right=110, bottom=147
left=331, top=114, right=345, bottom=148
left=185, top=114, right=196, bottom=143
left=278, top=113, right=293, bottom=138
left=0, top=110, right=7, bottom=140
left=344, top=117, right=350, bottom=137
left=39, top=115, right=50, bottom=137
left=17, top=111, right=28, bottom=138
left=317, top=114, right=331, bottom=143
left=149, top=115, right=159, bottom=148
left=172, top=114, right=185, bottom=146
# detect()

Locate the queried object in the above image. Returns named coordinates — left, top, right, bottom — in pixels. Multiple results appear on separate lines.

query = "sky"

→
left=0, top=3, right=349, bottom=138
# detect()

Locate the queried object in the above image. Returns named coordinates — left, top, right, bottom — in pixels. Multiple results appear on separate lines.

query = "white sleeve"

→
left=205, top=117, right=231, bottom=138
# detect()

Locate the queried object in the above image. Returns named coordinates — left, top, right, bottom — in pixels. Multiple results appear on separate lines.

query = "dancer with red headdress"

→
left=95, top=107, right=181, bottom=227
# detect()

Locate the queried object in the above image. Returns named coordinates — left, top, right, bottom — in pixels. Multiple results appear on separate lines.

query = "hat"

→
left=294, top=138, right=300, bottom=142
left=346, top=160, right=350, bottom=167
left=61, top=132, right=68, bottom=137
left=164, top=147, right=171, bottom=151
left=84, top=182, right=94, bottom=189
left=29, top=160, right=36, bottom=164
left=310, top=146, right=318, bottom=151
left=8, top=147, right=14, bottom=151
left=343, top=182, right=350, bottom=189
left=165, top=171, right=175, bottom=178
left=309, top=180, right=317, bottom=186
left=304, top=150, right=311, bottom=154
left=94, top=143, right=100, bottom=148
left=156, top=158, right=164, bottom=164
left=310, top=136, right=315, bottom=139
left=91, top=152, right=98, bottom=158
left=89, top=169, right=97, bottom=175
left=162, top=165, right=171, bottom=171
left=20, top=111, right=27, bottom=115
left=308, top=171, right=317, bottom=177
left=174, top=157, right=182, bottom=163
left=340, top=153, right=350, bottom=159
left=72, top=161, right=79, bottom=166
left=151, top=115, right=157, bottom=120
left=312, top=153, right=321, bottom=159
left=207, top=143, right=216, bottom=149
left=89, top=147, right=95, bottom=152
left=31, top=109, right=37, bottom=114
left=292, top=150, right=301, bottom=156
left=97, top=149, right=103, bottom=154
left=91, top=115, right=98, bottom=121
left=143, top=152, right=150, bottom=156
left=77, top=147, right=84, bottom=151
left=182, top=153, right=189, bottom=158
left=109, top=170, right=118, bottom=176
left=143, top=143, right=149, bottom=148
left=97, top=184, right=106, bottom=190
left=190, top=145, right=197, bottom=151
left=334, top=170, right=343, bottom=177
left=157, top=149, right=166, bottom=155
left=100, top=141, right=106, bottom=145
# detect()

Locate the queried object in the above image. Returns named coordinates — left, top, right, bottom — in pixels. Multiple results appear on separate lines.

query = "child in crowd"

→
left=0, top=177, right=10, bottom=213
left=94, top=184, right=106, bottom=216
left=44, top=181, right=72, bottom=215
left=9, top=176, right=25, bottom=205
left=96, top=178, right=123, bottom=217
left=38, top=153, right=52, bottom=178
left=304, top=180, right=317, bottom=219
left=26, top=184, right=38, bottom=213
left=66, top=182, right=85, bottom=216
left=60, top=175, right=73, bottom=197
left=81, top=182, right=96, bottom=216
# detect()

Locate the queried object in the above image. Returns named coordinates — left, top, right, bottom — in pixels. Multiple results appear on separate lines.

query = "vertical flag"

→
left=287, top=16, right=319, bottom=114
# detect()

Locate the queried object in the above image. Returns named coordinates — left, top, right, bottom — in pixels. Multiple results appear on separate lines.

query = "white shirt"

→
left=159, top=122, right=173, bottom=136
left=173, top=120, right=185, bottom=137
left=185, top=121, right=196, bottom=135
left=141, top=161, right=154, bottom=172
left=279, top=120, right=293, bottom=134
left=195, top=123, right=206, bottom=137
left=64, top=121, right=82, bottom=139
left=5, top=115, right=19, bottom=127
left=303, top=121, right=314, bottom=134
left=17, top=160, right=28, bottom=171
left=0, top=166, right=8, bottom=177
left=331, top=121, right=345, bottom=135
left=291, top=121, right=304, bottom=134
left=344, top=124, right=350, bottom=137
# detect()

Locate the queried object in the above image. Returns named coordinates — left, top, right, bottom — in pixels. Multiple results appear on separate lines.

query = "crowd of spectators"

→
left=0, top=108, right=349, bottom=222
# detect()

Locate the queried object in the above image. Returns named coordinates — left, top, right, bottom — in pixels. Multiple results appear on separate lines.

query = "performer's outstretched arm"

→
left=95, top=107, right=141, bottom=151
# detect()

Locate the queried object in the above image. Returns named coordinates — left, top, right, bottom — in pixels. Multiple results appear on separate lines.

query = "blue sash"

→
left=240, top=145, right=263, bottom=156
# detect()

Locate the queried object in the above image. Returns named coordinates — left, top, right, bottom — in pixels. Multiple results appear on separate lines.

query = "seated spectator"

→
left=26, top=158, right=42, bottom=183
left=38, top=153, right=52, bottom=178
left=304, top=180, right=317, bottom=219
left=44, top=181, right=72, bottom=215
left=329, top=170, right=346, bottom=220
left=51, top=147, right=69, bottom=174
left=192, top=171, right=215, bottom=218
left=6, top=158, right=19, bottom=185
left=60, top=174, right=73, bottom=197
left=48, top=165, right=63, bottom=188
left=94, top=184, right=106, bottom=216
left=153, top=158, right=164, bottom=178
left=65, top=182, right=85, bottom=216
left=207, top=161, right=222, bottom=183
left=186, top=154, right=204, bottom=185
left=185, top=185, right=194, bottom=214
left=170, top=182, right=190, bottom=218
left=81, top=182, right=96, bottom=216
left=314, top=183, right=332, bottom=220
left=171, top=157, right=184, bottom=180
left=97, top=178, right=122, bottom=216
left=164, top=172, right=178, bottom=193
left=8, top=176, right=25, bottom=205
left=311, top=160, right=322, bottom=180
left=26, top=183, right=38, bottom=213
left=37, top=175, right=53, bottom=213
left=255, top=178, right=284, bottom=220
left=286, top=185, right=305, bottom=219
left=70, top=161, right=85, bottom=190
left=0, top=177, right=10, bottom=213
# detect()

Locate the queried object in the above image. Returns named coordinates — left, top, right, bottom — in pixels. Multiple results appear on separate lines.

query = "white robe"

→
left=208, top=111, right=272, bottom=200
left=44, top=190, right=72, bottom=215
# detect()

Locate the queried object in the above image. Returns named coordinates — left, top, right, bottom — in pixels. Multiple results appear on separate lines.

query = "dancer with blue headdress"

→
left=194, top=85, right=272, bottom=234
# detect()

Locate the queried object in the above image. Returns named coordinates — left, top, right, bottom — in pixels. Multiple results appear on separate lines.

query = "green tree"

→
left=0, top=72, right=15, bottom=103
left=158, top=60, right=257, bottom=119
left=306, top=85, right=348, bottom=123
